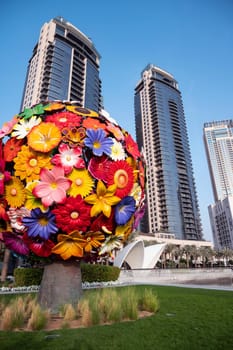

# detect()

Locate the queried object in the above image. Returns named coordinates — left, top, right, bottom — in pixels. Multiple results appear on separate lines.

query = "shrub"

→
left=14, top=267, right=43, bottom=286
left=81, top=263, right=120, bottom=283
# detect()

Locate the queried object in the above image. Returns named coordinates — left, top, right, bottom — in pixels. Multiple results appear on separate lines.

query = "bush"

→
left=81, top=263, right=120, bottom=283
left=14, top=268, right=43, bottom=286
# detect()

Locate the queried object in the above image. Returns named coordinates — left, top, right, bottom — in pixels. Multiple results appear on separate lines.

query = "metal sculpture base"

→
left=38, top=260, right=83, bottom=313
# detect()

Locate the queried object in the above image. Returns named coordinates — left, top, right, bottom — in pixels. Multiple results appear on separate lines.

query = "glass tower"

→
left=204, top=120, right=233, bottom=249
left=134, top=64, right=202, bottom=240
left=20, top=17, right=102, bottom=112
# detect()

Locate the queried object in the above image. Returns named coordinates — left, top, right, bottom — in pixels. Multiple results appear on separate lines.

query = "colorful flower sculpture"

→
left=0, top=102, right=145, bottom=262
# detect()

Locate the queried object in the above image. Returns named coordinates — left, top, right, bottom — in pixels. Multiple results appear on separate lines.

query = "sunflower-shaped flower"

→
left=52, top=195, right=91, bottom=233
left=52, top=231, right=86, bottom=260
left=66, top=106, right=98, bottom=117
left=67, top=169, right=94, bottom=197
left=4, top=177, right=26, bottom=207
left=27, top=122, right=61, bottom=153
left=84, top=180, right=121, bottom=217
left=13, top=145, right=52, bottom=182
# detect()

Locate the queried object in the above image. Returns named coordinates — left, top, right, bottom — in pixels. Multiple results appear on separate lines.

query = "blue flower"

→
left=84, top=129, right=113, bottom=156
left=22, top=208, right=58, bottom=240
left=115, top=196, right=136, bottom=225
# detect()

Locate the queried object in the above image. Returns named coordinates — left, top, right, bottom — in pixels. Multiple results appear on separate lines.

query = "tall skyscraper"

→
left=134, top=64, right=202, bottom=241
left=203, top=120, right=233, bottom=249
left=21, top=17, right=102, bottom=112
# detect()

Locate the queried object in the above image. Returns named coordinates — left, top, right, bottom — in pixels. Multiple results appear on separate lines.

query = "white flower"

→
left=109, top=138, right=126, bottom=161
left=12, top=116, right=41, bottom=139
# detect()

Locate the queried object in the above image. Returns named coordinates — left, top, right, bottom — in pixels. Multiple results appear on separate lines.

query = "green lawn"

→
left=0, top=285, right=233, bottom=350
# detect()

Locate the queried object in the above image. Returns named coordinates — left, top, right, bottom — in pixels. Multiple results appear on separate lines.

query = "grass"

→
left=0, top=285, right=233, bottom=349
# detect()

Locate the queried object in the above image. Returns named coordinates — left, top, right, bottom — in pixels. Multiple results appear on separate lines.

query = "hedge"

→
left=13, top=264, right=120, bottom=286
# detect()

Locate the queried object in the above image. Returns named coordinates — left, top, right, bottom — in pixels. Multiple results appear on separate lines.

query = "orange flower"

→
left=27, top=122, right=61, bottom=153
left=3, top=138, right=24, bottom=162
left=83, top=117, right=106, bottom=131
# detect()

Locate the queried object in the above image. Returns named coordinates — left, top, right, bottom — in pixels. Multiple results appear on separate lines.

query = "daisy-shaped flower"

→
left=125, top=134, right=140, bottom=159
left=3, top=137, right=24, bottom=162
left=33, top=166, right=71, bottom=207
left=11, top=115, right=42, bottom=139
left=52, top=195, right=91, bottom=233
left=25, top=182, right=47, bottom=211
left=3, top=231, right=30, bottom=256
left=27, top=122, right=61, bottom=153
left=84, top=180, right=121, bottom=218
left=24, top=233, right=55, bottom=257
left=106, top=123, right=124, bottom=141
left=88, top=155, right=111, bottom=182
left=83, top=117, right=106, bottom=131
left=46, top=112, right=81, bottom=130
left=84, top=129, right=113, bottom=157
left=5, top=177, right=26, bottom=207
left=115, top=196, right=136, bottom=225
left=13, top=145, right=52, bottom=182
left=22, top=208, right=58, bottom=240
left=52, top=231, right=86, bottom=260
left=67, top=168, right=94, bottom=198
left=7, top=207, right=31, bottom=232
left=107, top=160, right=134, bottom=198
left=109, top=138, right=126, bottom=161
left=82, top=231, right=105, bottom=252
left=52, top=143, right=85, bottom=174
left=66, top=106, right=98, bottom=117
left=62, top=126, right=86, bottom=146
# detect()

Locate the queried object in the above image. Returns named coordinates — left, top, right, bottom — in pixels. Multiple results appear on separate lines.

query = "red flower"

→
left=125, top=134, right=140, bottom=159
left=0, top=199, right=9, bottom=221
left=88, top=155, right=111, bottom=182
left=52, top=195, right=91, bottom=233
left=107, top=160, right=134, bottom=198
left=90, top=211, right=115, bottom=233
left=23, top=233, right=54, bottom=257
left=3, top=137, right=24, bottom=162
left=46, top=112, right=82, bottom=130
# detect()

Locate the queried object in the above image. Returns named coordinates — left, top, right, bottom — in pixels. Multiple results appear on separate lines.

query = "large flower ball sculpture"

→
left=0, top=102, right=145, bottom=264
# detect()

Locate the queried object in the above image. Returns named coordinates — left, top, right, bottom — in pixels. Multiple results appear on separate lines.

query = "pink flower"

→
left=33, top=166, right=71, bottom=207
left=51, top=143, right=85, bottom=174
left=0, top=140, right=11, bottom=195
left=0, top=116, right=18, bottom=139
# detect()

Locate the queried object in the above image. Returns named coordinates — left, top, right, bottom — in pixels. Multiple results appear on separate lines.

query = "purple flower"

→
left=22, top=208, right=58, bottom=240
left=115, top=196, right=136, bottom=225
left=3, top=232, right=29, bottom=256
left=84, top=129, right=113, bottom=156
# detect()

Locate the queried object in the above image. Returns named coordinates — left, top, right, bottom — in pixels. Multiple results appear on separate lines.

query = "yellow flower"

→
left=115, top=217, right=134, bottom=241
left=84, top=180, right=121, bottom=217
left=24, top=182, right=47, bottom=211
left=13, top=145, right=52, bottom=182
left=5, top=177, right=26, bottom=207
left=27, top=122, right=61, bottom=153
left=83, top=231, right=105, bottom=252
left=67, top=169, right=94, bottom=197
left=52, top=231, right=86, bottom=260
left=66, top=105, right=98, bottom=117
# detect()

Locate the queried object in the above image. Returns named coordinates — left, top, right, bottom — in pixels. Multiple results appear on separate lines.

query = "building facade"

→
left=134, top=64, right=202, bottom=241
left=21, top=17, right=102, bottom=112
left=204, top=120, right=233, bottom=249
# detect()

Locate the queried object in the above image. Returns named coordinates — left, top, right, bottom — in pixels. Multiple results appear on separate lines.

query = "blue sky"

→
left=1, top=0, right=233, bottom=242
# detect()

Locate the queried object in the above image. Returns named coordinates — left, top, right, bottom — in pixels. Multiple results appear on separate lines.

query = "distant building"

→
left=134, top=64, right=202, bottom=241
left=21, top=16, right=102, bottom=112
left=204, top=120, right=233, bottom=249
